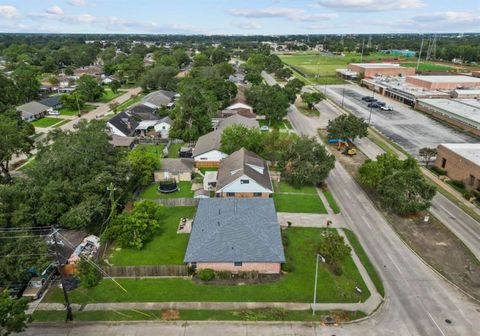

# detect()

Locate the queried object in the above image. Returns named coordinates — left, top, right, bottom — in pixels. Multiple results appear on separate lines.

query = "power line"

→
left=0, top=234, right=50, bottom=239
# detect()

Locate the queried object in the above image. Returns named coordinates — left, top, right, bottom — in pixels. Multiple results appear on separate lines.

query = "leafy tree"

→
left=215, top=62, right=235, bottom=79
left=265, top=54, right=283, bottom=73
left=139, top=66, right=178, bottom=92
left=0, top=110, right=35, bottom=183
left=75, top=258, right=101, bottom=289
left=155, top=54, right=178, bottom=67
left=102, top=200, right=163, bottom=249
left=419, top=147, right=437, bottom=167
left=172, top=49, right=190, bottom=68
left=278, top=136, right=335, bottom=186
left=126, top=147, right=159, bottom=188
left=317, top=234, right=351, bottom=268
left=220, top=125, right=264, bottom=154
left=109, top=80, right=121, bottom=94
left=64, top=66, right=74, bottom=76
left=275, top=67, right=293, bottom=81
left=193, top=53, right=211, bottom=67
left=327, top=114, right=368, bottom=141
left=76, top=75, right=104, bottom=102
left=12, top=65, right=40, bottom=103
left=301, top=92, right=325, bottom=109
left=246, top=84, right=290, bottom=124
left=244, top=71, right=263, bottom=85
left=0, top=291, right=28, bottom=336
left=204, top=79, right=237, bottom=108
left=260, top=129, right=296, bottom=164
left=61, top=92, right=85, bottom=112
left=0, top=75, right=18, bottom=111
left=211, top=48, right=230, bottom=64
left=359, top=154, right=435, bottom=215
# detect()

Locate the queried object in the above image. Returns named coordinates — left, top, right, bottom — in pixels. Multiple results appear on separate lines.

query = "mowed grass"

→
left=114, top=93, right=146, bottom=111
left=323, top=190, right=341, bottom=214
left=108, top=206, right=196, bottom=266
left=140, top=181, right=194, bottom=200
left=44, top=228, right=370, bottom=304
left=275, top=181, right=317, bottom=194
left=401, top=62, right=458, bottom=72
left=344, top=229, right=384, bottom=297
left=168, top=143, right=183, bottom=158
left=135, top=144, right=164, bottom=164
left=33, top=309, right=366, bottom=322
left=274, top=194, right=327, bottom=214
left=31, top=117, right=64, bottom=128
left=99, top=89, right=124, bottom=103
left=59, top=104, right=95, bottom=116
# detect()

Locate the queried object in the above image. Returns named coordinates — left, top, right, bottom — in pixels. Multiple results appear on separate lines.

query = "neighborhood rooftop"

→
left=192, top=129, right=223, bottom=157
left=184, top=198, right=285, bottom=263
left=441, top=143, right=480, bottom=166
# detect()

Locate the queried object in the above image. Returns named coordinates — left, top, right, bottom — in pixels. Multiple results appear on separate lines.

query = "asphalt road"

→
left=324, top=85, right=477, bottom=158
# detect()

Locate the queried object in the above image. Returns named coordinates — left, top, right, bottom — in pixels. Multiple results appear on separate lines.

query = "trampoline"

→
left=158, top=179, right=178, bottom=193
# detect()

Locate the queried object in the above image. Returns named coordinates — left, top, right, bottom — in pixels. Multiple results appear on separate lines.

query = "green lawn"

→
left=108, top=206, right=196, bottom=266
left=114, top=93, right=146, bottom=111
left=199, top=167, right=218, bottom=174
left=44, top=228, right=370, bottom=303
left=275, top=181, right=317, bottom=194
left=17, top=159, right=36, bottom=172
left=323, top=190, right=341, bottom=214
left=140, top=181, right=194, bottom=200
left=52, top=119, right=70, bottom=128
left=259, top=119, right=290, bottom=130
left=344, top=229, right=384, bottom=297
left=33, top=309, right=366, bottom=322
left=274, top=193, right=327, bottom=214
left=99, top=89, right=124, bottom=103
left=59, top=104, right=95, bottom=116
left=401, top=62, right=458, bottom=72
left=135, top=144, right=164, bottom=164
left=168, top=143, right=183, bottom=158
left=31, top=117, right=64, bottom=128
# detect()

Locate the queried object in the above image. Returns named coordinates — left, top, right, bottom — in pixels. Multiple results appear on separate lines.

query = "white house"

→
left=215, top=148, right=273, bottom=198
left=192, top=130, right=228, bottom=167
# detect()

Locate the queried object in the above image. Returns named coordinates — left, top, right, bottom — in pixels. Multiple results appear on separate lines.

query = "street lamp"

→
left=368, top=90, right=375, bottom=125
left=312, top=253, right=326, bottom=316
left=341, top=84, right=346, bottom=107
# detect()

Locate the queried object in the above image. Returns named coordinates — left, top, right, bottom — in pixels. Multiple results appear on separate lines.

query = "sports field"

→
left=400, top=62, right=459, bottom=72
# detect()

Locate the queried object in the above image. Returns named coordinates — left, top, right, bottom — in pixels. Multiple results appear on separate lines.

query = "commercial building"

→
left=184, top=198, right=285, bottom=274
left=435, top=144, right=480, bottom=191
left=451, top=89, right=480, bottom=99
left=415, top=99, right=480, bottom=137
left=406, top=75, right=480, bottom=90
left=347, top=63, right=415, bottom=78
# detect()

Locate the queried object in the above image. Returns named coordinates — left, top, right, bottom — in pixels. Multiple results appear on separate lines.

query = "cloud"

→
left=105, top=17, right=198, bottom=33
left=66, top=0, right=87, bottom=6
left=316, top=0, right=425, bottom=12
left=236, top=21, right=262, bottom=30
left=46, top=6, right=64, bottom=15
left=228, top=7, right=337, bottom=22
left=0, top=5, right=20, bottom=19
left=412, top=11, right=480, bottom=23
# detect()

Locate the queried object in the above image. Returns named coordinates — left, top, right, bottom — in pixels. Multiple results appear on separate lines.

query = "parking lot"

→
left=323, top=84, right=477, bottom=157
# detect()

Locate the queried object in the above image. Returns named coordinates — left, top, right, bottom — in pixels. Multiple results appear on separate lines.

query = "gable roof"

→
left=193, top=129, right=223, bottom=157
left=184, top=198, right=285, bottom=263
left=216, top=148, right=272, bottom=192
left=217, top=114, right=259, bottom=131
left=226, top=102, right=252, bottom=111
left=107, top=111, right=139, bottom=136
left=17, top=102, right=49, bottom=118
left=39, top=95, right=62, bottom=108
left=141, top=90, right=176, bottom=108
left=159, top=158, right=194, bottom=173
left=128, top=103, right=157, bottom=115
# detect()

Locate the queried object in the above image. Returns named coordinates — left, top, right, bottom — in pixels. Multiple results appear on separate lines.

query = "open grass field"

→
left=59, top=103, right=95, bottom=116
left=140, top=181, right=194, bottom=200
left=108, top=206, right=196, bottom=266
left=31, top=117, right=65, bottom=128
left=44, top=228, right=370, bottom=304
left=33, top=309, right=366, bottom=322
left=401, top=62, right=459, bottom=72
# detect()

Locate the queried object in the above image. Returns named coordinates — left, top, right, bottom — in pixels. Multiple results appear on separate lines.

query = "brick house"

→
left=215, top=148, right=273, bottom=198
left=184, top=198, right=285, bottom=274
left=435, top=143, right=480, bottom=191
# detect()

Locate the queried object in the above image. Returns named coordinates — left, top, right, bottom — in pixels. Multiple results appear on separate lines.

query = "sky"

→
left=0, top=0, right=479, bottom=35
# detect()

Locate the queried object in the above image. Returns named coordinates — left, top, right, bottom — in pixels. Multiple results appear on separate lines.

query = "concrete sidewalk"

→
left=277, top=212, right=347, bottom=228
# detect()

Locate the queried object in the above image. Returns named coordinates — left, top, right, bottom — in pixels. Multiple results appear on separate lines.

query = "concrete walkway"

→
left=277, top=212, right=346, bottom=228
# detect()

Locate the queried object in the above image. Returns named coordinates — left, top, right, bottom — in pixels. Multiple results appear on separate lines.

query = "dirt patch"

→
left=161, top=309, right=179, bottom=320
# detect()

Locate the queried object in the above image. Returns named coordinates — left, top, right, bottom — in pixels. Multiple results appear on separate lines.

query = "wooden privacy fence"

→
left=154, top=198, right=199, bottom=206
left=102, top=265, right=189, bottom=277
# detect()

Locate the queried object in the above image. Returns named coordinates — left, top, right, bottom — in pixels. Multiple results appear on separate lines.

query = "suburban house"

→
left=222, top=102, right=255, bottom=119
left=135, top=116, right=172, bottom=138
left=107, top=111, right=139, bottom=136
left=192, top=130, right=228, bottom=167
left=39, top=96, right=63, bottom=113
left=154, top=158, right=194, bottom=182
left=73, top=65, right=102, bottom=79
left=141, top=90, right=177, bottom=109
left=184, top=198, right=285, bottom=274
left=128, top=103, right=157, bottom=117
left=215, top=148, right=273, bottom=198
left=216, top=114, right=259, bottom=131
left=17, top=102, right=50, bottom=121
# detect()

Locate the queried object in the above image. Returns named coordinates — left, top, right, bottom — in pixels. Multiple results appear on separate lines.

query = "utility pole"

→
left=341, top=84, right=346, bottom=107
left=102, top=183, right=117, bottom=233
left=368, top=90, right=375, bottom=125
left=416, top=38, right=424, bottom=71
left=52, top=228, right=73, bottom=322
left=312, top=254, right=325, bottom=315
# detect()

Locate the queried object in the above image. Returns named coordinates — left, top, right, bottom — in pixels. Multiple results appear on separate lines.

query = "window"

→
left=200, top=157, right=208, bottom=161
left=226, top=192, right=235, bottom=197
left=253, top=192, right=262, bottom=197
left=470, top=175, right=475, bottom=186
left=234, top=262, right=242, bottom=267
left=441, top=158, right=447, bottom=168
left=191, top=262, right=197, bottom=269
left=240, top=179, right=250, bottom=184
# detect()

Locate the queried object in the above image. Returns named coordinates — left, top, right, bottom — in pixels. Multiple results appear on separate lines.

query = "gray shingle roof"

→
left=217, top=114, right=259, bottom=131
left=192, top=129, right=223, bottom=157
left=39, top=95, right=62, bottom=108
left=141, top=90, right=176, bottom=108
left=16, top=102, right=49, bottom=118
left=216, top=148, right=273, bottom=192
left=184, top=198, right=285, bottom=263
left=159, top=158, right=194, bottom=173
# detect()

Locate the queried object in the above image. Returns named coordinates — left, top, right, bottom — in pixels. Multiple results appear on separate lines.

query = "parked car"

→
left=376, top=101, right=386, bottom=107
left=381, top=105, right=393, bottom=111
left=22, top=277, right=47, bottom=300
left=361, top=96, right=371, bottom=101
left=7, top=281, right=28, bottom=299
left=48, top=110, right=60, bottom=116
left=179, top=147, right=193, bottom=158
left=260, top=125, right=270, bottom=132
left=368, top=102, right=381, bottom=108
left=363, top=97, right=377, bottom=102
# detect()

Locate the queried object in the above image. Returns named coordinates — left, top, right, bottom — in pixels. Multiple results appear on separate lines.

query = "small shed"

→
left=203, top=171, right=218, bottom=191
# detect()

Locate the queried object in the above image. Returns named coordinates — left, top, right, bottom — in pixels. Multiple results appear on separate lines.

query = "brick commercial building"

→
left=346, top=63, right=415, bottom=78
left=406, top=75, right=480, bottom=90
left=435, top=143, right=480, bottom=191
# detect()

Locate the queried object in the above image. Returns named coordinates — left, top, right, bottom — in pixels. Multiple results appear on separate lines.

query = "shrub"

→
left=75, top=258, right=101, bottom=288
left=332, top=264, right=343, bottom=276
left=238, top=271, right=259, bottom=280
left=449, top=179, right=466, bottom=190
left=281, top=262, right=294, bottom=273
left=430, top=166, right=447, bottom=176
left=216, top=271, right=231, bottom=280
left=199, top=268, right=214, bottom=281
left=463, top=191, right=474, bottom=200
left=287, top=221, right=292, bottom=228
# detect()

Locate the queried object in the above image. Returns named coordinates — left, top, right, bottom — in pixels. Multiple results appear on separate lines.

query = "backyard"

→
left=31, top=117, right=65, bottom=128
left=44, top=228, right=370, bottom=303
left=273, top=181, right=327, bottom=214
left=259, top=119, right=293, bottom=130
left=140, top=181, right=194, bottom=200
left=107, top=206, right=196, bottom=266
left=167, top=143, right=184, bottom=158
left=135, top=144, right=164, bottom=161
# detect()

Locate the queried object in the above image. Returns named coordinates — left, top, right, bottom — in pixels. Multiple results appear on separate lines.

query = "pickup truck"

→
left=22, top=277, right=47, bottom=300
